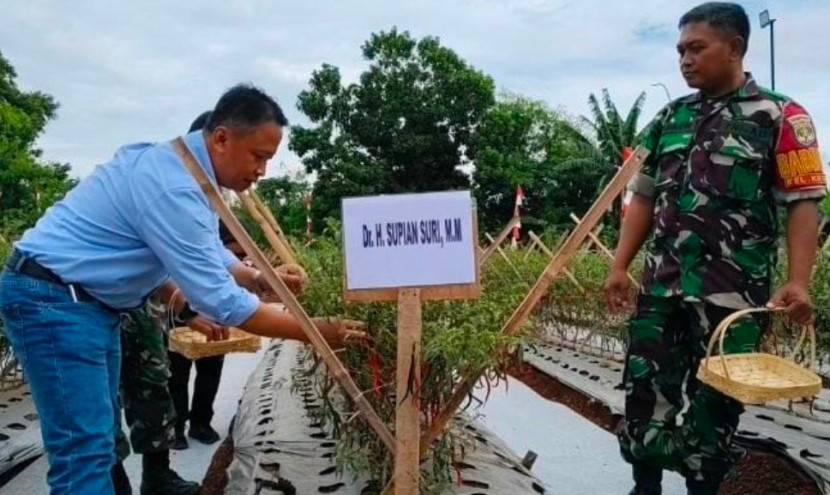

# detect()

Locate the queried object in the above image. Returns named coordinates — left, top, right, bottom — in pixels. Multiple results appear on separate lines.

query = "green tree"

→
left=256, top=171, right=312, bottom=238
left=290, top=28, right=495, bottom=227
left=549, top=89, right=647, bottom=239
left=0, top=51, right=75, bottom=362
left=471, top=95, right=602, bottom=235
left=0, top=51, right=76, bottom=244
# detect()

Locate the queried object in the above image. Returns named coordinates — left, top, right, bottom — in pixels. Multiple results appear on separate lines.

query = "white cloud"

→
left=1, top=0, right=828, bottom=177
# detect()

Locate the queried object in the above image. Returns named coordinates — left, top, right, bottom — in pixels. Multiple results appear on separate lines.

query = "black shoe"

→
left=140, top=468, right=200, bottom=495
left=112, top=461, right=133, bottom=495
left=189, top=423, right=221, bottom=444
left=629, top=463, right=662, bottom=495
left=171, top=428, right=189, bottom=451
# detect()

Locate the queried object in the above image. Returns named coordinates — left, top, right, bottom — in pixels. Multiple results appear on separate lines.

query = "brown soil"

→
left=509, top=363, right=620, bottom=432
left=509, top=364, right=821, bottom=495
left=201, top=436, right=234, bottom=495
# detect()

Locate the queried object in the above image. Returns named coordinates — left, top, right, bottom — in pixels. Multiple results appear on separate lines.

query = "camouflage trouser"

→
left=114, top=307, right=177, bottom=462
left=617, top=295, right=765, bottom=485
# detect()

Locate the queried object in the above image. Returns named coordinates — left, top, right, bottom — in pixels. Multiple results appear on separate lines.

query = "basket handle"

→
left=703, top=307, right=816, bottom=381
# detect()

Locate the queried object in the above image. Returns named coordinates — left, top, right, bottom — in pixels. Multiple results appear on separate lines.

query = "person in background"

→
left=168, top=191, right=238, bottom=448
left=604, top=3, right=826, bottom=494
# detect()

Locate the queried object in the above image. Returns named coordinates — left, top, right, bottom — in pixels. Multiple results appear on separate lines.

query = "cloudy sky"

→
left=1, top=0, right=828, bottom=178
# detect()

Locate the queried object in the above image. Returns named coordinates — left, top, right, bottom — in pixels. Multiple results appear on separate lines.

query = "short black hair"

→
left=679, top=2, right=750, bottom=55
left=189, top=111, right=212, bottom=132
left=206, top=84, right=288, bottom=133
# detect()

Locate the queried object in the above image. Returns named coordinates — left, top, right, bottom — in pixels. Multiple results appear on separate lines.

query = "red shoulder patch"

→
left=775, top=102, right=825, bottom=191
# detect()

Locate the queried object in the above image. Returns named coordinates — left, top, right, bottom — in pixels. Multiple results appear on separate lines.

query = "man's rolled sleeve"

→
left=136, top=187, right=259, bottom=327
left=625, top=104, right=666, bottom=200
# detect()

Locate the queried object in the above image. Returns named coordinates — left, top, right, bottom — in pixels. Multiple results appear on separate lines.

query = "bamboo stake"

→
left=172, top=138, right=396, bottom=453
left=569, top=213, right=639, bottom=288
left=250, top=189, right=298, bottom=261
left=238, top=191, right=298, bottom=266
left=485, top=233, right=523, bottom=281
left=479, top=216, right=520, bottom=267
left=527, top=231, right=585, bottom=293
left=580, top=224, right=604, bottom=254
left=417, top=146, right=648, bottom=457
left=381, top=150, right=649, bottom=495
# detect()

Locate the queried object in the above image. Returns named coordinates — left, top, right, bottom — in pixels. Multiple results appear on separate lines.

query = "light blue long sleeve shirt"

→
left=16, top=131, right=260, bottom=326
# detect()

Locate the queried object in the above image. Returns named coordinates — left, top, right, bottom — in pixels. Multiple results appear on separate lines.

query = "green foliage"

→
left=583, top=89, right=646, bottom=168
left=0, top=51, right=75, bottom=360
left=256, top=172, right=312, bottom=238
left=290, top=29, right=495, bottom=228
left=0, top=50, right=75, bottom=243
left=294, top=220, right=540, bottom=491
left=551, top=89, right=647, bottom=241
left=471, top=94, right=606, bottom=234
left=820, top=196, right=830, bottom=217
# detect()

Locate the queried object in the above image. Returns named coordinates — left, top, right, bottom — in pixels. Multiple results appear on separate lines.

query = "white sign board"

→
left=342, top=191, right=476, bottom=291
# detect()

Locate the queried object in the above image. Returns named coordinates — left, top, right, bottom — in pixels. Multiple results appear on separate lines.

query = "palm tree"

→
left=556, top=89, right=647, bottom=189
left=584, top=88, right=647, bottom=168
left=553, top=89, right=647, bottom=238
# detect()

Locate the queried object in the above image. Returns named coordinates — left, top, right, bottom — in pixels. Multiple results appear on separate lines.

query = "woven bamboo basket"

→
left=169, top=327, right=261, bottom=360
left=696, top=307, right=822, bottom=405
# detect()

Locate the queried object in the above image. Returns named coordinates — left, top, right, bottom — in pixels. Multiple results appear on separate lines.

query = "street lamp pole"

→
left=760, top=10, right=776, bottom=91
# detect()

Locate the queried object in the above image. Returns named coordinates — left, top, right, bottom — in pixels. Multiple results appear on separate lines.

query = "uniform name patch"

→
left=776, top=147, right=825, bottom=189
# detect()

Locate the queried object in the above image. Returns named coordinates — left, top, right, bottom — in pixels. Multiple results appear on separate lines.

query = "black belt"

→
left=5, top=249, right=118, bottom=312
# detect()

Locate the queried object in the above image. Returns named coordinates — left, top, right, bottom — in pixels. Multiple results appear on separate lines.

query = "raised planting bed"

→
left=0, top=383, right=42, bottom=481
left=223, top=339, right=549, bottom=494
left=521, top=341, right=830, bottom=494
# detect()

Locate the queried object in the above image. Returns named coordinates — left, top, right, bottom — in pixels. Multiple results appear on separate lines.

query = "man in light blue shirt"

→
left=0, top=84, right=352, bottom=495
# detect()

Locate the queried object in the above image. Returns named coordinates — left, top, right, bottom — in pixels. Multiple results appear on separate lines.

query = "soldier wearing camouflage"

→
left=618, top=72, right=825, bottom=492
left=629, top=74, right=825, bottom=310
left=115, top=303, right=178, bottom=462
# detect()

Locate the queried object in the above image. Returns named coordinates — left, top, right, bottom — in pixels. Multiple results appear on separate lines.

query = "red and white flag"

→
left=511, top=186, right=525, bottom=248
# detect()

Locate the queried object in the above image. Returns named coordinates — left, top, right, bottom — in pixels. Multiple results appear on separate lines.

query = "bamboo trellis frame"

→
left=250, top=189, right=298, bottom=262
left=479, top=216, right=520, bottom=267
left=238, top=191, right=298, bottom=266
left=380, top=147, right=650, bottom=494
left=527, top=231, right=585, bottom=293
left=173, top=138, right=396, bottom=454
left=569, top=213, right=639, bottom=289
left=484, top=232, right=524, bottom=282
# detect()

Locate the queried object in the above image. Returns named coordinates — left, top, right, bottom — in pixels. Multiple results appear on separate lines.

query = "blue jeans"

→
left=0, top=269, right=121, bottom=495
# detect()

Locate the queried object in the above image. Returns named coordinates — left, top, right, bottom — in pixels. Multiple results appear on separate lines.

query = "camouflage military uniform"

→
left=115, top=302, right=177, bottom=462
left=619, top=74, right=826, bottom=486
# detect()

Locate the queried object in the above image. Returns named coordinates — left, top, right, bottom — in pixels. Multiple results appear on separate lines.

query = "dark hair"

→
left=218, top=220, right=236, bottom=245
left=189, top=111, right=212, bottom=132
left=679, top=2, right=750, bottom=55
left=206, top=84, right=288, bottom=134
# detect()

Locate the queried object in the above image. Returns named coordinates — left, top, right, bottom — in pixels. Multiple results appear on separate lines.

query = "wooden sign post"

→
left=342, top=191, right=481, bottom=495
left=380, top=147, right=649, bottom=495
